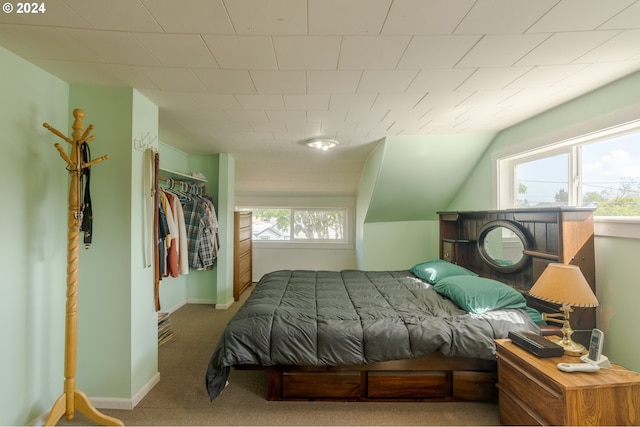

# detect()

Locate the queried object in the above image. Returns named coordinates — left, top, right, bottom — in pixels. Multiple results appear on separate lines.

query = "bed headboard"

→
left=438, top=207, right=596, bottom=332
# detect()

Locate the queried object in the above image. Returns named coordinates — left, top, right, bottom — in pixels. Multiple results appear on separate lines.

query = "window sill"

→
left=594, top=216, right=640, bottom=239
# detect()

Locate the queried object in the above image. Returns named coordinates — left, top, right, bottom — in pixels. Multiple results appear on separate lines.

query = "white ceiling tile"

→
left=226, top=110, right=269, bottom=122
left=133, top=34, right=218, bottom=68
left=405, top=68, right=476, bottom=92
left=356, top=70, right=419, bottom=93
left=11, top=0, right=91, bottom=28
left=192, top=94, right=243, bottom=110
left=371, top=93, right=425, bottom=111
left=527, top=0, right=637, bottom=32
left=457, top=34, right=551, bottom=67
left=307, top=70, right=362, bottom=94
left=414, top=91, right=475, bottom=110
left=557, top=61, right=640, bottom=86
left=140, top=67, right=207, bottom=92
left=266, top=110, right=307, bottom=122
left=455, top=0, right=558, bottom=34
left=203, top=36, right=277, bottom=69
left=66, top=29, right=161, bottom=66
left=63, top=0, right=162, bottom=32
left=250, top=70, right=306, bottom=94
left=308, top=0, right=391, bottom=35
left=141, top=0, right=234, bottom=34
left=3, top=0, right=640, bottom=196
left=397, top=35, right=481, bottom=69
left=330, top=93, right=378, bottom=110
left=456, top=89, right=522, bottom=107
left=224, top=0, right=307, bottom=35
left=142, top=90, right=199, bottom=109
left=599, top=1, right=640, bottom=29
left=345, top=108, right=388, bottom=123
left=192, top=69, right=256, bottom=94
left=250, top=122, right=287, bottom=132
left=516, top=31, right=621, bottom=66
left=99, top=64, right=159, bottom=89
left=502, top=86, right=576, bottom=108
left=383, top=109, right=428, bottom=125
left=235, top=94, right=286, bottom=110
left=273, top=36, right=341, bottom=70
left=576, top=29, right=640, bottom=63
left=164, top=109, right=232, bottom=125
left=456, top=67, right=532, bottom=91
left=307, top=110, right=347, bottom=123
left=505, top=64, right=588, bottom=88
left=0, top=25, right=101, bottom=61
left=339, top=36, right=411, bottom=69
left=383, top=0, right=475, bottom=35
left=283, top=95, right=330, bottom=110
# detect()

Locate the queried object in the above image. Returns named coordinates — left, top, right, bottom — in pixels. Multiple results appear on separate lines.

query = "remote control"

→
left=557, top=362, right=600, bottom=373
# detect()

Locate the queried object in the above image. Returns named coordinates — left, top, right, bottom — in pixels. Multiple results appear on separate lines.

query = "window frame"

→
left=235, top=195, right=356, bottom=250
left=495, top=118, right=640, bottom=239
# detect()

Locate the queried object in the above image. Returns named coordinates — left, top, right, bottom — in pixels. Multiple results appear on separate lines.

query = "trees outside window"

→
left=503, top=124, right=640, bottom=217
left=242, top=208, right=346, bottom=241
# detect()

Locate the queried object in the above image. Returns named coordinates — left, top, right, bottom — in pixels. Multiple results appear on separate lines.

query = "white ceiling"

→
left=2, top=0, right=640, bottom=195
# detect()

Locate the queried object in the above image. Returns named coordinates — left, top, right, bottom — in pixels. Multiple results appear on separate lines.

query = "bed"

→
left=205, top=207, right=596, bottom=402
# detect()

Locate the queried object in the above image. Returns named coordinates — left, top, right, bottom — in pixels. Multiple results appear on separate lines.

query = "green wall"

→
left=69, top=86, right=159, bottom=401
left=447, top=70, right=640, bottom=372
left=0, top=46, right=69, bottom=426
left=357, top=133, right=494, bottom=270
left=361, top=221, right=439, bottom=271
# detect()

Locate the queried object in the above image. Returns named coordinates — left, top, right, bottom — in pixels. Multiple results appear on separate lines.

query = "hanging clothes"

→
left=157, top=179, right=219, bottom=275
left=181, top=194, right=216, bottom=270
left=157, top=200, right=170, bottom=278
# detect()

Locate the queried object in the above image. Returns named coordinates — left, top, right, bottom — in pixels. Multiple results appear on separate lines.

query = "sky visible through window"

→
left=516, top=132, right=640, bottom=212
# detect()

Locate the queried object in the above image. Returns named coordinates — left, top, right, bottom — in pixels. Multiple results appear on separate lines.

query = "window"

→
left=499, top=121, right=640, bottom=218
left=240, top=208, right=347, bottom=242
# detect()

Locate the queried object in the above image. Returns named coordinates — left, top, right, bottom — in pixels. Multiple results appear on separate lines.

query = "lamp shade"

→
left=529, top=263, right=598, bottom=307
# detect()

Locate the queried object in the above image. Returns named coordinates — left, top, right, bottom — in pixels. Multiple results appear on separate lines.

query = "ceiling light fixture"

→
left=305, top=138, right=339, bottom=151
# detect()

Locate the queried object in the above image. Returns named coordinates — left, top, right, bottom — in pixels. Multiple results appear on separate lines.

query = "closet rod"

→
left=158, top=176, right=205, bottom=194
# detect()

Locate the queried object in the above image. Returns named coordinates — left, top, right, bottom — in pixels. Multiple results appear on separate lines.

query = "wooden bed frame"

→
left=240, top=207, right=596, bottom=402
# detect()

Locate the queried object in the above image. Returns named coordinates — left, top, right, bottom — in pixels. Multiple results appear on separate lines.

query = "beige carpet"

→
left=62, top=288, right=501, bottom=426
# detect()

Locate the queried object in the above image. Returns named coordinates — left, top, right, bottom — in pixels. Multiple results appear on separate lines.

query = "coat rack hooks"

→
left=42, top=108, right=123, bottom=427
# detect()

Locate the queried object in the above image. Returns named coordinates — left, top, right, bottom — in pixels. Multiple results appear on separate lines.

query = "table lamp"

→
left=528, top=263, right=598, bottom=356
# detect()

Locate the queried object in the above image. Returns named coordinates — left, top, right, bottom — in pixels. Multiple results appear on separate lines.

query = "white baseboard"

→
left=29, top=373, right=160, bottom=425
left=92, top=371, right=161, bottom=410
left=214, top=297, right=235, bottom=310
left=163, top=299, right=187, bottom=314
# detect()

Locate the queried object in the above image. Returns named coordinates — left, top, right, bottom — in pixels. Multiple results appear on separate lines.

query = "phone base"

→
left=581, top=354, right=612, bottom=369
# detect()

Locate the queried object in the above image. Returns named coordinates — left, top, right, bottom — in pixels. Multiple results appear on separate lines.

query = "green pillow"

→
left=525, top=306, right=547, bottom=326
left=433, top=275, right=526, bottom=314
left=410, top=259, right=477, bottom=284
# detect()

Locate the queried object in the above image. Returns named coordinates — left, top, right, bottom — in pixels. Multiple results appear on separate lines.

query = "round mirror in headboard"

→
left=477, top=220, right=531, bottom=273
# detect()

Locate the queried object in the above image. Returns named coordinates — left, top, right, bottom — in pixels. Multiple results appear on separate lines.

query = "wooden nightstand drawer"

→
left=498, top=356, right=564, bottom=425
left=498, top=389, right=542, bottom=426
left=495, top=339, right=640, bottom=426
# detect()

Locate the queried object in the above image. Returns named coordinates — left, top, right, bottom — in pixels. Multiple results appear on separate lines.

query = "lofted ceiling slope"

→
left=365, top=133, right=496, bottom=222
left=1, top=0, right=640, bottom=197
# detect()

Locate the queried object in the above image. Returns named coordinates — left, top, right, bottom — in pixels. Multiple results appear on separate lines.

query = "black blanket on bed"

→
left=206, top=270, right=538, bottom=400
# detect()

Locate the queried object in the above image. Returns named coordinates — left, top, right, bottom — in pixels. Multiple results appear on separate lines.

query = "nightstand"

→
left=495, top=338, right=640, bottom=426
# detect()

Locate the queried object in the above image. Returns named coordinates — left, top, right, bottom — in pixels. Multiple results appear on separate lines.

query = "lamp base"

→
left=548, top=335, right=587, bottom=357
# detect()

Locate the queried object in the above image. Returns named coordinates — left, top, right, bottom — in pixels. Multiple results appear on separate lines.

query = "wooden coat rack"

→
left=42, top=109, right=123, bottom=426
